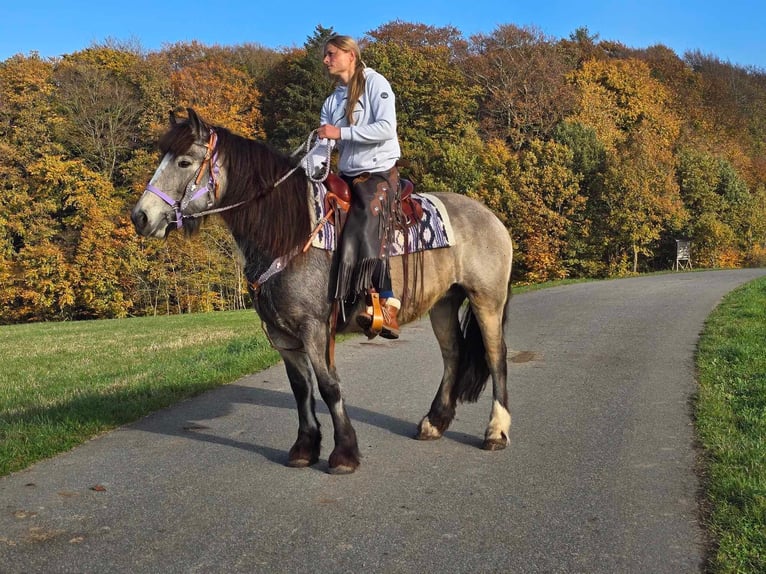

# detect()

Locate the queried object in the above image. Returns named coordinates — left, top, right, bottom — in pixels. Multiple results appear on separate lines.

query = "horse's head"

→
left=131, top=108, right=222, bottom=238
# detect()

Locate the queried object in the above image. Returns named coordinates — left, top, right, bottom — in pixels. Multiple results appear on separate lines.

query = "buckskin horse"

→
left=131, top=108, right=514, bottom=474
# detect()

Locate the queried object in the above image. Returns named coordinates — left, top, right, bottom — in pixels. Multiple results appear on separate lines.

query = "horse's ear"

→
left=169, top=110, right=178, bottom=125
left=186, top=108, right=207, bottom=138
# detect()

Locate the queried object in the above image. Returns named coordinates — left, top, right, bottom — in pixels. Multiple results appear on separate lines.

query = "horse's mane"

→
left=159, top=120, right=311, bottom=259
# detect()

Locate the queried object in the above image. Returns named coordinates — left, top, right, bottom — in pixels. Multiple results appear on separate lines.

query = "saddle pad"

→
left=308, top=182, right=454, bottom=255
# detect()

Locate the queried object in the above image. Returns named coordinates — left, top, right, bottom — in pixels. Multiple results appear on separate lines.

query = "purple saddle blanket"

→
left=308, top=182, right=454, bottom=254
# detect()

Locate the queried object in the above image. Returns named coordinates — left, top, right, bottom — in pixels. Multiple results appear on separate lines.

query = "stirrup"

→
left=357, top=290, right=384, bottom=338
left=369, top=291, right=384, bottom=334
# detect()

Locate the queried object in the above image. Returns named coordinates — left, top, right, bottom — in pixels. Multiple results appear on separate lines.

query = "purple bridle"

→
left=144, top=130, right=220, bottom=229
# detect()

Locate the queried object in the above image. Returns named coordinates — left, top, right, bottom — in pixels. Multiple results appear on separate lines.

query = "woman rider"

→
left=316, top=34, right=402, bottom=339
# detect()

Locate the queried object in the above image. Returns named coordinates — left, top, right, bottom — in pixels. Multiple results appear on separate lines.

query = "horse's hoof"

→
left=482, top=434, right=509, bottom=451
left=286, top=458, right=315, bottom=468
left=416, top=417, right=443, bottom=440
left=327, top=464, right=357, bottom=475
left=328, top=450, right=360, bottom=475
left=415, top=431, right=442, bottom=441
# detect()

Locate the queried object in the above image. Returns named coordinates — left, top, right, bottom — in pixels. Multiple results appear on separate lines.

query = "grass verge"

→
left=0, top=310, right=280, bottom=477
left=695, top=276, right=766, bottom=573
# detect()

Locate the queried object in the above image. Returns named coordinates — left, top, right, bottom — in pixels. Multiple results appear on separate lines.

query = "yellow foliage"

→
left=569, top=58, right=680, bottom=152
left=744, top=245, right=766, bottom=267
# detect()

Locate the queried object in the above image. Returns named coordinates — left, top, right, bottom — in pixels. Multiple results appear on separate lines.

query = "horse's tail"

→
left=452, top=276, right=512, bottom=404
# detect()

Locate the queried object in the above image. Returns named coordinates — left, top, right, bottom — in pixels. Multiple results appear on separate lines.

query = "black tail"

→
left=452, top=278, right=512, bottom=404
left=451, top=305, right=490, bottom=403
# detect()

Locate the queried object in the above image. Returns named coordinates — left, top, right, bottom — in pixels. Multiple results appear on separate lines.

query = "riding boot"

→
left=357, top=295, right=401, bottom=340
left=379, top=298, right=401, bottom=340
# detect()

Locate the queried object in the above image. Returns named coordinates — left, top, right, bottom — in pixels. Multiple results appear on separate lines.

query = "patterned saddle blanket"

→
left=308, top=182, right=454, bottom=254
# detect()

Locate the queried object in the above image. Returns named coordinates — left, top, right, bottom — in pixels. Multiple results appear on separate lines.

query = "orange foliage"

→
left=171, top=56, right=263, bottom=138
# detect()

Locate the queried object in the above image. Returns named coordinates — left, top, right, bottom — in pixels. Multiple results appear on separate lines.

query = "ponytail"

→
left=345, top=60, right=366, bottom=125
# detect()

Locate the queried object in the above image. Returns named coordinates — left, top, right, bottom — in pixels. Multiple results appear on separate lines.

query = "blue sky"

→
left=2, top=0, right=764, bottom=69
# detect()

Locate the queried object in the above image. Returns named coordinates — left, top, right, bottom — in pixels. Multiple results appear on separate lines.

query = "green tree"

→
left=363, top=21, right=479, bottom=184
left=552, top=121, right=608, bottom=276
left=260, top=26, right=335, bottom=150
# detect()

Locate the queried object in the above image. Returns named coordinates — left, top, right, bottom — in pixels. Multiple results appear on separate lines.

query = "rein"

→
left=182, top=130, right=330, bottom=223
left=144, top=129, right=328, bottom=228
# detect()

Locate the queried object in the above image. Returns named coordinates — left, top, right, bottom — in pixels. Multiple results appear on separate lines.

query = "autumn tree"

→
left=569, top=58, right=686, bottom=272
left=0, top=54, right=62, bottom=318
left=1, top=155, right=130, bottom=321
left=464, top=24, right=576, bottom=149
left=508, top=140, right=584, bottom=281
left=53, top=47, right=149, bottom=184
left=169, top=49, right=264, bottom=138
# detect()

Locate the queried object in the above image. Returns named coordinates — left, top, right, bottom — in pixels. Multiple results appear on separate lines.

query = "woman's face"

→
left=323, top=43, right=355, bottom=83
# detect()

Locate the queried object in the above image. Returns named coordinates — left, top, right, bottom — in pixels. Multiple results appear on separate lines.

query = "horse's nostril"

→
left=131, top=209, right=147, bottom=231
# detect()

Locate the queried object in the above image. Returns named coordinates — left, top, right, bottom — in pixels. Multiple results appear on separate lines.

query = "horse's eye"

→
left=178, top=159, right=192, bottom=168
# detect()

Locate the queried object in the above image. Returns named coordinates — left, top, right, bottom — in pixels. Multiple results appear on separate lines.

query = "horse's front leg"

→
left=279, top=347, right=322, bottom=467
left=303, top=320, right=360, bottom=474
left=269, top=323, right=321, bottom=467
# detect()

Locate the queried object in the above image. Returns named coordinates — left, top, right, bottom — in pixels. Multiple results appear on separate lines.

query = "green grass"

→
left=695, top=276, right=766, bottom=573
left=0, top=310, right=280, bottom=477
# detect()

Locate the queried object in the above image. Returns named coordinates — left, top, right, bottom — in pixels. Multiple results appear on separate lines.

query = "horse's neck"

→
left=237, top=237, right=275, bottom=279
left=217, top=141, right=311, bottom=275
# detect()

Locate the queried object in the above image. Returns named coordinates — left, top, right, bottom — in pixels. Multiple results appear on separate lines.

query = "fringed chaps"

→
left=331, top=167, right=399, bottom=305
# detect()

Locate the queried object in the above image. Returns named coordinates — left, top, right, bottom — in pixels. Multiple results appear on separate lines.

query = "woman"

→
left=316, top=34, right=402, bottom=339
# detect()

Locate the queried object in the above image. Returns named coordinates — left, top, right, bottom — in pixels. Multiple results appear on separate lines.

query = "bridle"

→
left=143, top=129, right=330, bottom=230
left=143, top=129, right=221, bottom=229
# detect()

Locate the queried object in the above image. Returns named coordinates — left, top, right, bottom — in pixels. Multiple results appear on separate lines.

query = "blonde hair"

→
left=325, top=34, right=366, bottom=125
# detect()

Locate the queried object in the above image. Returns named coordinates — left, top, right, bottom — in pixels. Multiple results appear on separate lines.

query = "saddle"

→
left=323, top=172, right=423, bottom=228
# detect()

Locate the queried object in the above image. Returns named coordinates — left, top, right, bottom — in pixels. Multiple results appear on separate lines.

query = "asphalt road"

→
left=2, top=269, right=765, bottom=573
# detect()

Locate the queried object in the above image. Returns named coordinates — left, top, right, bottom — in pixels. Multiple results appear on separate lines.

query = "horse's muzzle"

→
left=131, top=207, right=149, bottom=235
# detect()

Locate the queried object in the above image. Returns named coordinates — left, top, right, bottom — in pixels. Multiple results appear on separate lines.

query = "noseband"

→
left=144, top=130, right=220, bottom=229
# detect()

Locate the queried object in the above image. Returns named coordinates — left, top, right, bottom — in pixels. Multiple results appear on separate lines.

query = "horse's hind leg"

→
left=279, top=347, right=322, bottom=467
left=470, top=294, right=511, bottom=450
left=416, top=288, right=464, bottom=440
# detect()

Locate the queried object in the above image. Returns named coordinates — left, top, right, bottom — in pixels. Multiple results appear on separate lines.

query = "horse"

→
left=131, top=108, right=514, bottom=474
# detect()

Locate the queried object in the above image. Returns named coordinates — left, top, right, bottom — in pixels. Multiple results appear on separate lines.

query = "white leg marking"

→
left=417, top=415, right=443, bottom=439
left=486, top=400, right=511, bottom=443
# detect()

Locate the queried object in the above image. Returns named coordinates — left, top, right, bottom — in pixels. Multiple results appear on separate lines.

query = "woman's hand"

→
left=317, top=124, right=341, bottom=140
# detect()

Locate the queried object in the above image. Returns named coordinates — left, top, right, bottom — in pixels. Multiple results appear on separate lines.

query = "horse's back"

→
left=392, top=192, right=512, bottom=319
left=428, top=192, right=511, bottom=251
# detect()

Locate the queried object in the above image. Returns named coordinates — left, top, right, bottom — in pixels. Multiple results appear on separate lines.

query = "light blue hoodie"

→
left=320, top=67, right=401, bottom=177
